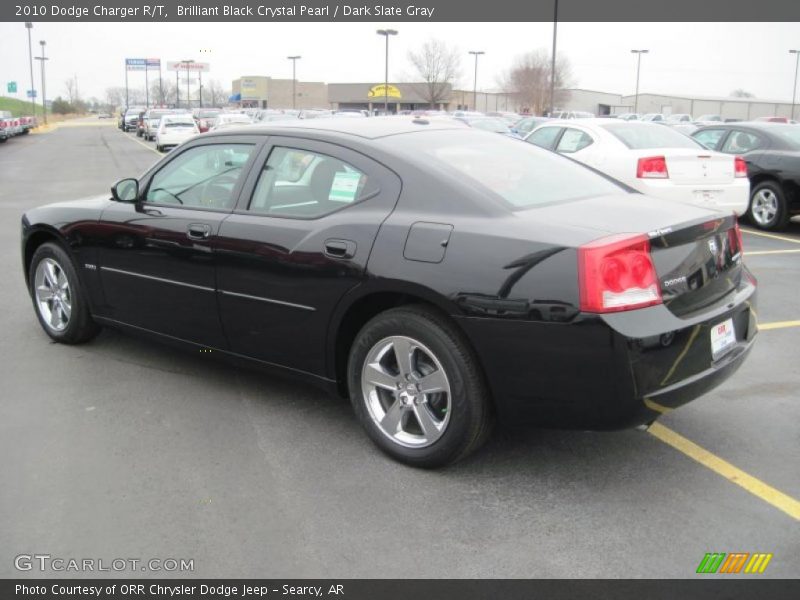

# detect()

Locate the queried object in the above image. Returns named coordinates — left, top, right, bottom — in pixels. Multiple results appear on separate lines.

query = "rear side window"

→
left=604, top=123, right=702, bottom=149
left=391, top=129, right=625, bottom=210
left=556, top=128, right=593, bottom=153
left=720, top=131, right=763, bottom=154
left=526, top=126, right=562, bottom=150
left=693, top=129, right=727, bottom=150
left=248, top=147, right=374, bottom=218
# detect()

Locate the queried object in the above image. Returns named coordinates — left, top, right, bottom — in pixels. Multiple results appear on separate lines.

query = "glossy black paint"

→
left=692, top=122, right=800, bottom=216
left=22, top=118, right=757, bottom=429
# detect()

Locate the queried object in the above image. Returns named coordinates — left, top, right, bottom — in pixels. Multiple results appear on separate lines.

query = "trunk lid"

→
left=658, top=149, right=735, bottom=185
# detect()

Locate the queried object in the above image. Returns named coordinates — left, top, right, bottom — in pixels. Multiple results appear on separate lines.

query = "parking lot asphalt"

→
left=1, top=120, right=798, bottom=578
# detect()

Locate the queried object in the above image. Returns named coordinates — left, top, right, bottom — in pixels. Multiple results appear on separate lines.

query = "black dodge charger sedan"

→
left=692, top=122, right=800, bottom=230
left=21, top=118, right=757, bottom=467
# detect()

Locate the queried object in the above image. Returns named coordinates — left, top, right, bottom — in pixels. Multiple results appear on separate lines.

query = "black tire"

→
left=748, top=181, right=790, bottom=231
left=348, top=305, right=493, bottom=468
left=28, top=242, right=100, bottom=344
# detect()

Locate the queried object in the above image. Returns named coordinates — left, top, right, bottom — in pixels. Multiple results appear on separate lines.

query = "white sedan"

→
left=525, top=119, right=749, bottom=215
left=155, top=115, right=199, bottom=152
left=209, top=113, right=254, bottom=131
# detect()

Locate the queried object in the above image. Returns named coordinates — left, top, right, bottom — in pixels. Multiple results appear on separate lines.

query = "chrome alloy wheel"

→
left=752, top=189, right=779, bottom=226
left=34, top=258, right=72, bottom=332
left=361, top=336, right=452, bottom=448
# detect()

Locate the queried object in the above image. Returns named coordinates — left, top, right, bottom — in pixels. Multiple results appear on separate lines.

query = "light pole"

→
left=287, top=56, right=301, bottom=110
left=790, top=50, right=800, bottom=121
left=376, top=29, right=398, bottom=115
left=631, top=49, right=649, bottom=114
left=468, top=51, right=485, bottom=111
left=25, top=23, right=36, bottom=119
left=34, top=40, right=48, bottom=124
left=549, top=0, right=558, bottom=116
left=181, top=60, right=194, bottom=109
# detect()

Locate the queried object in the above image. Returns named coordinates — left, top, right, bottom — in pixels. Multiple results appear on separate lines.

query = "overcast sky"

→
left=1, top=21, right=798, bottom=103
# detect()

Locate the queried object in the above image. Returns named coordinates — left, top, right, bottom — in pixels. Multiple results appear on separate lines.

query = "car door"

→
left=525, top=125, right=564, bottom=150
left=97, top=137, right=262, bottom=347
left=214, top=136, right=402, bottom=377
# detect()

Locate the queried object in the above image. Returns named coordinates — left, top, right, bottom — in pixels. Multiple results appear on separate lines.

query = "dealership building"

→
left=558, top=88, right=798, bottom=120
left=231, top=76, right=327, bottom=109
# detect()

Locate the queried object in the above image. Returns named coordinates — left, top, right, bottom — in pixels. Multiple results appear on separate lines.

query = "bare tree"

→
left=407, top=39, right=462, bottom=107
left=204, top=79, right=229, bottom=107
left=105, top=86, right=126, bottom=109
left=499, top=49, right=572, bottom=116
left=730, top=89, right=755, bottom=98
left=64, top=77, right=78, bottom=105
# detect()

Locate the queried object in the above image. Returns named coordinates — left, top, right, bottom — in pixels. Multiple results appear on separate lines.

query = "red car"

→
left=192, top=109, right=221, bottom=133
left=755, top=116, right=790, bottom=124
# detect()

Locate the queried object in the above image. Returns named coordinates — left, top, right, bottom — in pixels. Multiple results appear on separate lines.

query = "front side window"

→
left=556, top=128, right=593, bottom=153
left=692, top=129, right=727, bottom=150
left=526, top=126, right=562, bottom=150
left=248, top=147, right=373, bottom=218
left=145, top=143, right=254, bottom=210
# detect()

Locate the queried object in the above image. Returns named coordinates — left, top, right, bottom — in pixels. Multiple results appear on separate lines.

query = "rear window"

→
left=388, top=129, right=625, bottom=210
left=768, top=125, right=800, bottom=150
left=603, top=123, right=703, bottom=149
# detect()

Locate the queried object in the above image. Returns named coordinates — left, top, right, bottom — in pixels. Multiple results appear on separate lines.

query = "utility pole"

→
left=790, top=50, right=800, bottom=121
left=34, top=40, right=48, bottom=124
left=25, top=23, right=36, bottom=119
left=287, top=56, right=301, bottom=110
left=468, top=51, right=485, bottom=110
left=376, top=29, right=398, bottom=114
left=631, top=49, right=649, bottom=114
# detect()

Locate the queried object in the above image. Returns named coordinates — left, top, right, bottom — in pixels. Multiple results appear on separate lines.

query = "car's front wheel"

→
left=29, top=242, right=100, bottom=344
left=348, top=305, right=492, bottom=468
left=748, top=181, right=789, bottom=230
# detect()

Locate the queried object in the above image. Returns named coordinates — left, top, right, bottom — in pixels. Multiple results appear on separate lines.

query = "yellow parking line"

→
left=758, top=320, right=800, bottom=331
left=121, top=130, right=161, bottom=155
left=648, top=422, right=800, bottom=521
left=740, top=228, right=800, bottom=244
left=746, top=248, right=800, bottom=256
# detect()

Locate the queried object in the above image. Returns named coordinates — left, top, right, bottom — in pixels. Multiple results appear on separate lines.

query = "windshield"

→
left=603, top=123, right=703, bottom=149
left=164, top=120, right=194, bottom=128
left=469, top=118, right=510, bottom=133
left=388, top=129, right=625, bottom=210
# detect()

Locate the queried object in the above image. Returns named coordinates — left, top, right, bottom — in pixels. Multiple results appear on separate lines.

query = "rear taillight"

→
left=727, top=220, right=744, bottom=257
left=734, top=156, right=748, bottom=178
left=637, top=156, right=669, bottom=179
left=578, top=234, right=663, bottom=313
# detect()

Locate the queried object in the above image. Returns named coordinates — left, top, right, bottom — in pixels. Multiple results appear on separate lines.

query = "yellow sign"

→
left=368, top=84, right=402, bottom=99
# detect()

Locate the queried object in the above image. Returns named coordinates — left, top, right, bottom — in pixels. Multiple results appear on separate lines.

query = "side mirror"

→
left=111, top=178, right=139, bottom=202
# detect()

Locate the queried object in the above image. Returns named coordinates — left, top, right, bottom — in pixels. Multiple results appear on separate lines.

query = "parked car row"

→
left=0, top=112, right=37, bottom=142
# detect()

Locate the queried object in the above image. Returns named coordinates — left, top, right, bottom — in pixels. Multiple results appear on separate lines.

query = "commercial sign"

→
left=126, top=58, right=160, bottom=71
left=27, top=89, right=37, bottom=98
left=167, top=61, right=210, bottom=72
left=367, top=84, right=402, bottom=99
left=7, top=81, right=17, bottom=93
left=240, top=78, right=258, bottom=100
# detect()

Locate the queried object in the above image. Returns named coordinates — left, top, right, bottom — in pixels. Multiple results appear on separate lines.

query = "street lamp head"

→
left=287, top=55, right=301, bottom=60
left=39, top=40, right=46, bottom=47
left=25, top=22, right=32, bottom=29
left=631, top=49, right=649, bottom=54
left=791, top=50, right=800, bottom=54
left=377, top=29, right=398, bottom=36
left=469, top=50, right=485, bottom=56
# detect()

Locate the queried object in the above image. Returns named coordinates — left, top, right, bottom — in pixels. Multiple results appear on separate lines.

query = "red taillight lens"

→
left=579, top=234, right=663, bottom=313
left=727, top=220, right=744, bottom=257
left=734, top=156, right=748, bottom=178
left=636, top=156, right=669, bottom=179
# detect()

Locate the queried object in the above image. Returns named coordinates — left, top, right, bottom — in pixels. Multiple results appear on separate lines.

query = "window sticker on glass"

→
left=329, top=171, right=362, bottom=203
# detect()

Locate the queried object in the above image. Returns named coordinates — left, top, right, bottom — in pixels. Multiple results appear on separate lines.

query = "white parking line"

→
left=121, top=130, right=161, bottom=156
left=746, top=249, right=800, bottom=256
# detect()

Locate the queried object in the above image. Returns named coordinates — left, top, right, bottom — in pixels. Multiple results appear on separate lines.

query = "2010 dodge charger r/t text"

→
left=20, top=118, right=757, bottom=467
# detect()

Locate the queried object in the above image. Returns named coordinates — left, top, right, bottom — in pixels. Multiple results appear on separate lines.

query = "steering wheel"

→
left=200, top=174, right=239, bottom=208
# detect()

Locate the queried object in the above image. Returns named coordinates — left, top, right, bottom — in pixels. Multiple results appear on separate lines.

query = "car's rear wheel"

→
left=348, top=305, right=492, bottom=468
left=29, top=242, right=100, bottom=344
left=748, top=181, right=789, bottom=230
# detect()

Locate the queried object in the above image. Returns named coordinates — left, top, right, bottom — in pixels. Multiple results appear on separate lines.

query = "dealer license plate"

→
left=710, top=318, right=736, bottom=359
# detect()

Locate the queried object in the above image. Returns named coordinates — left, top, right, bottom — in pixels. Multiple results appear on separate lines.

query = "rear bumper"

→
left=635, top=179, right=749, bottom=216
left=454, top=276, right=757, bottom=430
